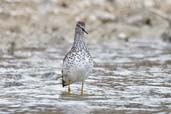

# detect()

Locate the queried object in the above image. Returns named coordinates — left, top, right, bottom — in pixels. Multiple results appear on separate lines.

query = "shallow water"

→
left=0, top=38, right=171, bottom=114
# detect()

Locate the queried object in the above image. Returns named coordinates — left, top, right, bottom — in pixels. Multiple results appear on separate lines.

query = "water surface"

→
left=0, top=38, right=171, bottom=114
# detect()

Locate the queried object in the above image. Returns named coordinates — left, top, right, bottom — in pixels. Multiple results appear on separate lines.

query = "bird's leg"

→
left=81, top=81, right=84, bottom=96
left=68, top=80, right=71, bottom=95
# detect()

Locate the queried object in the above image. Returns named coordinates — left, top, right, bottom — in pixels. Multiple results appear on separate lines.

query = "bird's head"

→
left=76, top=21, right=88, bottom=34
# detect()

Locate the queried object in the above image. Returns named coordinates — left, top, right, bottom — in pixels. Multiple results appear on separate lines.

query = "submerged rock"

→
left=4, top=81, right=23, bottom=87
left=161, top=29, right=171, bottom=43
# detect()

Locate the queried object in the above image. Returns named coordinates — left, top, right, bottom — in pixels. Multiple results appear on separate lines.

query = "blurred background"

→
left=0, top=0, right=171, bottom=114
left=0, top=0, right=171, bottom=50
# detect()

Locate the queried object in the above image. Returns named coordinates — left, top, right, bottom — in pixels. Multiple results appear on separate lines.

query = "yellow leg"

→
left=68, top=80, right=71, bottom=95
left=81, top=81, right=84, bottom=96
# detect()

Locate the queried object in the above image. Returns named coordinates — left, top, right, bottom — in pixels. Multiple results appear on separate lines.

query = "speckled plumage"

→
left=62, top=21, right=93, bottom=87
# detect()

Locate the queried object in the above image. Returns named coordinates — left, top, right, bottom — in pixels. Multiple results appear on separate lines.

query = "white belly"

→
left=62, top=49, right=93, bottom=84
left=63, top=61, right=93, bottom=84
left=68, top=64, right=92, bottom=82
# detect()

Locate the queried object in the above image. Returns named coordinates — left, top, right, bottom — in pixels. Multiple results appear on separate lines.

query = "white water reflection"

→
left=0, top=38, right=171, bottom=114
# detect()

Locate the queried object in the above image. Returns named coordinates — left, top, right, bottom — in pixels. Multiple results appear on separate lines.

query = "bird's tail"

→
left=62, top=78, right=67, bottom=87
left=62, top=70, right=67, bottom=87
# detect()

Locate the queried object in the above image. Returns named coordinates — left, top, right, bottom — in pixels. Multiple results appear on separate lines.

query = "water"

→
left=0, top=38, right=171, bottom=114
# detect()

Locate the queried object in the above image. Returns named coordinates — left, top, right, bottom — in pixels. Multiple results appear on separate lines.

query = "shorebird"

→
left=8, top=42, right=16, bottom=56
left=62, top=21, right=93, bottom=95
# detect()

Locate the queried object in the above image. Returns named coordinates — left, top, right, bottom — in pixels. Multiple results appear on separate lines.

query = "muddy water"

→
left=0, top=38, right=171, bottom=114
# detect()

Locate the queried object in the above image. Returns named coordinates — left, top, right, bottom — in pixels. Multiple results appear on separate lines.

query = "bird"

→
left=62, top=21, right=93, bottom=96
left=8, top=42, right=16, bottom=56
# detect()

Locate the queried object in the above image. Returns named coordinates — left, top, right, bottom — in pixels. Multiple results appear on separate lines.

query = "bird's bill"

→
left=82, top=28, right=88, bottom=34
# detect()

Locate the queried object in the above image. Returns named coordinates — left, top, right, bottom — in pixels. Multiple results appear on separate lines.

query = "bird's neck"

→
left=72, top=30, right=87, bottom=50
